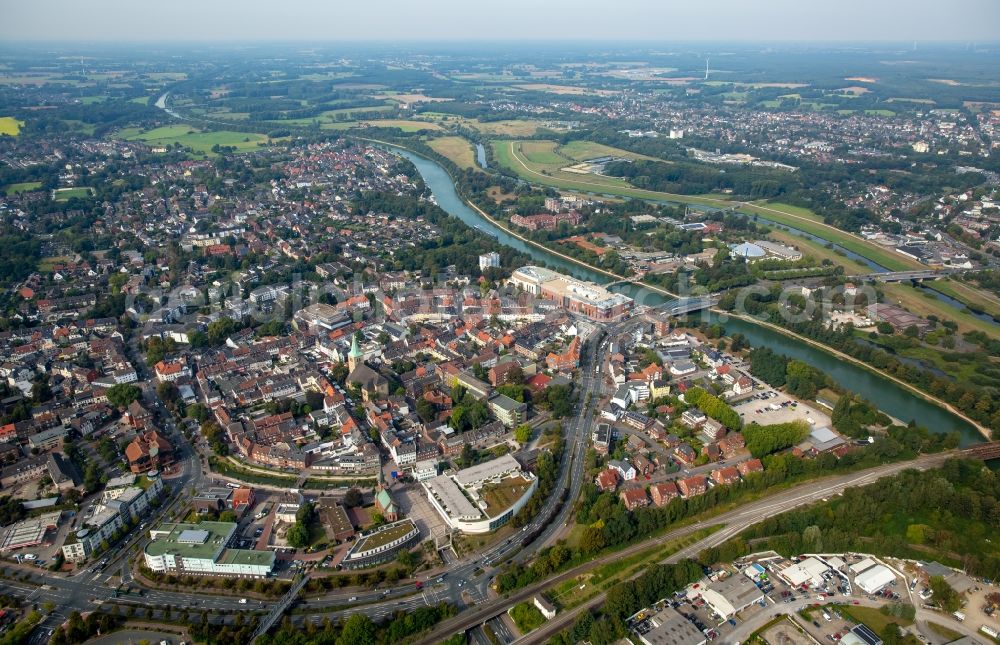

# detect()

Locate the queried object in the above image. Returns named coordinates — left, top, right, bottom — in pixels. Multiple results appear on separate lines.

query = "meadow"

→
left=117, top=125, right=270, bottom=155
left=0, top=116, right=24, bottom=136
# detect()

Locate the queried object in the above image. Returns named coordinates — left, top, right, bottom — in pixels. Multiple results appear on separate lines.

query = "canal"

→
left=388, top=145, right=984, bottom=446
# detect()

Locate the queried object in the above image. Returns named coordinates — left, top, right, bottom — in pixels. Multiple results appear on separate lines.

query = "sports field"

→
left=2, top=181, right=42, bottom=195
left=427, top=135, right=479, bottom=170
left=54, top=187, right=94, bottom=200
left=0, top=116, right=24, bottom=136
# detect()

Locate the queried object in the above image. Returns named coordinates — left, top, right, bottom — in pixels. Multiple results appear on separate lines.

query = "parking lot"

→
left=733, top=389, right=831, bottom=428
left=394, top=483, right=446, bottom=539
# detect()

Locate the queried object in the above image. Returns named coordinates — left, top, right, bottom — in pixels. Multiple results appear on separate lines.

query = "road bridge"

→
left=849, top=268, right=963, bottom=283
left=652, top=295, right=720, bottom=317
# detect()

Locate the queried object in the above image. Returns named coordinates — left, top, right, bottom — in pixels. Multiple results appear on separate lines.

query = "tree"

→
left=106, top=384, right=142, bottom=409
left=286, top=523, right=310, bottom=548
left=344, top=488, right=364, bottom=508
left=416, top=398, right=437, bottom=423
left=337, top=614, right=375, bottom=645
left=928, top=576, right=962, bottom=612
left=514, top=424, right=532, bottom=444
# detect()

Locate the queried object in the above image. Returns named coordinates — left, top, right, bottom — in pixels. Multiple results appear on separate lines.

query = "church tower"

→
left=348, top=333, right=363, bottom=373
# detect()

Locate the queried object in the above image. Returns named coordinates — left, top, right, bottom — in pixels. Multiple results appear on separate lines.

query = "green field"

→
left=767, top=228, right=871, bottom=275
left=320, top=119, right=442, bottom=133
left=837, top=604, right=913, bottom=634
left=925, top=278, right=1000, bottom=322
left=117, top=125, right=270, bottom=155
left=2, top=181, right=42, bottom=195
left=883, top=282, right=1000, bottom=339
left=0, top=116, right=24, bottom=136
left=494, top=139, right=922, bottom=273
left=558, top=140, right=658, bottom=162
left=493, top=139, right=631, bottom=191
left=428, top=135, right=479, bottom=170
left=53, top=187, right=93, bottom=200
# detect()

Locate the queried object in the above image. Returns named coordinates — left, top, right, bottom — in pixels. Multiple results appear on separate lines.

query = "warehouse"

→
left=698, top=574, right=764, bottom=620
left=639, top=606, right=707, bottom=645
left=854, top=564, right=896, bottom=594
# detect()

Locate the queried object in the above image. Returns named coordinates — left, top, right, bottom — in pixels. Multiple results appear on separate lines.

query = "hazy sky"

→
left=4, top=0, right=1000, bottom=43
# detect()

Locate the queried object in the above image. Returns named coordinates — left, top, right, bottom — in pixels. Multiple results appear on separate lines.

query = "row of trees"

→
left=548, top=560, right=704, bottom=645
left=744, top=420, right=811, bottom=458
left=257, top=603, right=461, bottom=645
left=683, top=386, right=741, bottom=430
left=738, top=458, right=1000, bottom=580
left=497, top=421, right=958, bottom=596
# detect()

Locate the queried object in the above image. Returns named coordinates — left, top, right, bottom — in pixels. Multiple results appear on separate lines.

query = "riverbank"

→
left=361, top=136, right=990, bottom=443
left=717, top=309, right=991, bottom=440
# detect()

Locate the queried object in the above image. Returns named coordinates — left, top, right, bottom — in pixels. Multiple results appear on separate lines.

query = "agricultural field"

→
left=558, top=140, right=658, bottom=162
left=513, top=83, right=617, bottom=96
left=321, top=119, right=442, bottom=133
left=2, top=181, right=42, bottom=195
left=419, top=112, right=568, bottom=137
left=427, top=135, right=479, bottom=170
left=116, top=125, right=270, bottom=155
left=0, top=116, right=24, bottom=136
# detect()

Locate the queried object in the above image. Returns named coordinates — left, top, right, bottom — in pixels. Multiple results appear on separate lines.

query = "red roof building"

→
left=677, top=475, right=708, bottom=498
left=650, top=481, right=680, bottom=507
left=124, top=431, right=175, bottom=474
left=620, top=487, right=649, bottom=511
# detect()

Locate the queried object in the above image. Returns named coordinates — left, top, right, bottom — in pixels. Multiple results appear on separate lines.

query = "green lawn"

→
left=509, top=602, right=546, bottom=633
left=924, top=278, right=1000, bottom=321
left=3, top=181, right=42, bottom=195
left=838, top=604, right=913, bottom=633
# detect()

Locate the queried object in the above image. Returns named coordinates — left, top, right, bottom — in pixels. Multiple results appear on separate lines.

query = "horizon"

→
left=5, top=0, right=1000, bottom=44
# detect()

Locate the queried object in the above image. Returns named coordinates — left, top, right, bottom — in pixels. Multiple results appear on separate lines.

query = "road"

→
left=3, top=313, right=977, bottom=643
left=410, top=450, right=957, bottom=645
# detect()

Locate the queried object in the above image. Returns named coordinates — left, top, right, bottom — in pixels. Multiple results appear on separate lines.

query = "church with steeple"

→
left=345, top=333, right=389, bottom=401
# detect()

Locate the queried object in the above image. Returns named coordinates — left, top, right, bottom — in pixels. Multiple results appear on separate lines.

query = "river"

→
left=388, top=145, right=984, bottom=446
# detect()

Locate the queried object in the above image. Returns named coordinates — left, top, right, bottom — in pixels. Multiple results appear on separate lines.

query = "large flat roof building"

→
left=510, top=266, right=632, bottom=321
left=423, top=455, right=537, bottom=534
left=639, top=607, right=707, bottom=645
left=144, top=521, right=274, bottom=577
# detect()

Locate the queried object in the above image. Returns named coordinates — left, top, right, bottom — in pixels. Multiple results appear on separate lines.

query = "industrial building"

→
left=638, top=606, right=707, bottom=645
left=854, top=564, right=896, bottom=594
left=695, top=573, right=764, bottom=620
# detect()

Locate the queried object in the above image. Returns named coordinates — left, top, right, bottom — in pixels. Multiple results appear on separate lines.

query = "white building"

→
left=479, top=252, right=501, bottom=271
left=854, top=564, right=896, bottom=594
left=144, top=521, right=274, bottom=577
left=62, top=474, right=164, bottom=562
left=423, top=454, right=537, bottom=534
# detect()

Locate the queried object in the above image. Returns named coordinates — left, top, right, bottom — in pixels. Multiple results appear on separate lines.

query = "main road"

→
left=410, top=450, right=960, bottom=645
